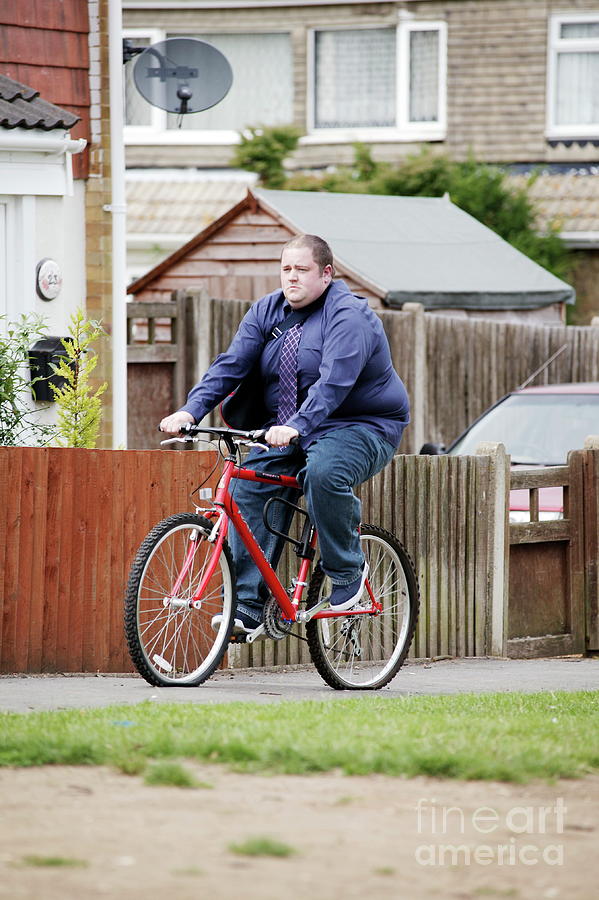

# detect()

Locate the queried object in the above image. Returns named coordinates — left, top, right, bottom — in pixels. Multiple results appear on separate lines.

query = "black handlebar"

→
left=161, top=423, right=300, bottom=448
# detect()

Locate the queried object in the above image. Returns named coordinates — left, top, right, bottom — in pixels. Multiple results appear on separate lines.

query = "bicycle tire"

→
left=305, top=524, right=419, bottom=690
left=124, top=513, right=236, bottom=686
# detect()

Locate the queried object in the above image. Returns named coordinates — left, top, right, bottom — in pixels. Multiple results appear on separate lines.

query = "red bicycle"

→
left=124, top=425, right=419, bottom=690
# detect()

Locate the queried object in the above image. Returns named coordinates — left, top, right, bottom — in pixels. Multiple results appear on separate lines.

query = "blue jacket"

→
left=181, top=280, right=410, bottom=448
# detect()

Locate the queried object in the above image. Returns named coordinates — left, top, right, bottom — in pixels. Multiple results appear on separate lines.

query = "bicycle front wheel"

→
left=124, top=513, right=236, bottom=686
left=306, top=525, right=419, bottom=690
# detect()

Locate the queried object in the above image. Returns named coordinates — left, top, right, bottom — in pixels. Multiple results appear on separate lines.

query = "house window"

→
left=310, top=21, right=446, bottom=140
left=165, top=32, right=292, bottom=131
left=124, top=36, right=153, bottom=126
left=314, top=28, right=396, bottom=128
left=548, top=14, right=599, bottom=138
left=123, top=30, right=163, bottom=131
left=123, top=30, right=293, bottom=142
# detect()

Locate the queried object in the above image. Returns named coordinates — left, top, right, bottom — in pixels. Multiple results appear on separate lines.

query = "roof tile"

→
left=126, top=177, right=252, bottom=234
left=509, top=173, right=599, bottom=233
left=0, top=74, right=79, bottom=130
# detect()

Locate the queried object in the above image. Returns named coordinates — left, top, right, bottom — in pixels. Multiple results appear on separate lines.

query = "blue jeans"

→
left=228, top=425, right=396, bottom=607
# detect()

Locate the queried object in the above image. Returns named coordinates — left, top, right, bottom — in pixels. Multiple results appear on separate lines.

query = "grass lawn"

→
left=1, top=691, right=598, bottom=783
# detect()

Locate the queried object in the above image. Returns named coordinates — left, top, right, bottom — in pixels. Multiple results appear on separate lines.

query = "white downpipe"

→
left=108, top=0, right=128, bottom=448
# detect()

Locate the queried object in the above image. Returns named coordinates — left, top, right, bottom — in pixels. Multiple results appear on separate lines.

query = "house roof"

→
left=254, top=188, right=574, bottom=310
left=129, top=186, right=574, bottom=310
left=126, top=170, right=253, bottom=236
left=512, top=172, right=599, bottom=241
left=0, top=74, right=79, bottom=131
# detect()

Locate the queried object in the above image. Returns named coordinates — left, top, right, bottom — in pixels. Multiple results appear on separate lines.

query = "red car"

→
left=422, top=383, right=599, bottom=520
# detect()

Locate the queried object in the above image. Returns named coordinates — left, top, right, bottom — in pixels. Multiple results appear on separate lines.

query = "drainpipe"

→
left=107, top=0, right=128, bottom=448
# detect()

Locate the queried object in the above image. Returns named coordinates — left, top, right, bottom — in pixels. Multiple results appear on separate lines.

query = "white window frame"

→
left=546, top=13, right=599, bottom=140
left=123, top=28, right=293, bottom=146
left=123, top=28, right=165, bottom=139
left=305, top=20, right=447, bottom=144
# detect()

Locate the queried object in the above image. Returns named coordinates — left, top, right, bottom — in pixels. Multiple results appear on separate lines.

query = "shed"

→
left=128, top=188, right=574, bottom=321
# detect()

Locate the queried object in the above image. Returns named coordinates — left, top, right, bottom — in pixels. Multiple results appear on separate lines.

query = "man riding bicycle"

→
left=160, top=234, right=410, bottom=635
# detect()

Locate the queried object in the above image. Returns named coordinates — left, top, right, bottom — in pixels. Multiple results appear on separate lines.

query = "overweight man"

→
left=160, top=234, right=409, bottom=634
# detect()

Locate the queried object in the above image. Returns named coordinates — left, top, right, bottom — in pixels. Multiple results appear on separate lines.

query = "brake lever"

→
left=160, top=436, right=190, bottom=445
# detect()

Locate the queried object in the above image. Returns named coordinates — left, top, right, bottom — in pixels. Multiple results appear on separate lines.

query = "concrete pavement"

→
left=0, top=656, right=597, bottom=714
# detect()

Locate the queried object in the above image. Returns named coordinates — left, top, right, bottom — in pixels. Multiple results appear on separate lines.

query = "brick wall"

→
left=85, top=0, right=114, bottom=447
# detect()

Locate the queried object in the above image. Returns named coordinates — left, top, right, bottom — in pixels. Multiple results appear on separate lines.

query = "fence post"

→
left=401, top=302, right=425, bottom=453
left=173, top=292, right=189, bottom=409
left=475, top=442, right=510, bottom=657
left=583, top=435, right=599, bottom=651
left=178, top=288, right=212, bottom=391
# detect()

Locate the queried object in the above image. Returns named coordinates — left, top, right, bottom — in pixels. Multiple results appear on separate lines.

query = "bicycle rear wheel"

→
left=306, top=524, right=419, bottom=690
left=124, top=513, right=236, bottom=686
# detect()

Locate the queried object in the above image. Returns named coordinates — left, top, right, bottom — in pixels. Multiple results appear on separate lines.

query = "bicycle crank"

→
left=263, top=596, right=294, bottom=640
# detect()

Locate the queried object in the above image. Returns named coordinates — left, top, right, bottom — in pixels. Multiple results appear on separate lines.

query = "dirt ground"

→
left=0, top=766, right=597, bottom=900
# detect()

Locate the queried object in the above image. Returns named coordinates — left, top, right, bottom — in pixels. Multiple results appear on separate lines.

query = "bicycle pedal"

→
left=229, top=633, right=247, bottom=644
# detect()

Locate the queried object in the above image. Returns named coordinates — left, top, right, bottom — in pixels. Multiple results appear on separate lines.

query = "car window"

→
left=447, top=393, right=599, bottom=464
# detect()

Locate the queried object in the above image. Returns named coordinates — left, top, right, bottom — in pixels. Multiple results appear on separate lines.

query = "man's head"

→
left=280, top=234, right=334, bottom=308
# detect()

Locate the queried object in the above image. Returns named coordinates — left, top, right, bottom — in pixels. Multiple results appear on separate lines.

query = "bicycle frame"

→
left=187, top=450, right=380, bottom=624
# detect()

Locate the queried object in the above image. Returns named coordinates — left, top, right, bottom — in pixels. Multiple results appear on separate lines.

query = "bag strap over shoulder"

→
left=266, top=306, right=316, bottom=344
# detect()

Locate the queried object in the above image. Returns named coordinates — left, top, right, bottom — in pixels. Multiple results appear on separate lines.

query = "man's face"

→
left=280, top=246, right=332, bottom=309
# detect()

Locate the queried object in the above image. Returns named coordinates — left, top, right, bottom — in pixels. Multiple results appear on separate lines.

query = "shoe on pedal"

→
left=211, top=602, right=263, bottom=634
left=328, top=563, right=369, bottom=613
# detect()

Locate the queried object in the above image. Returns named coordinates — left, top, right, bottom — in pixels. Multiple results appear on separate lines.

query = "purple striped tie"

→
left=276, top=323, right=303, bottom=424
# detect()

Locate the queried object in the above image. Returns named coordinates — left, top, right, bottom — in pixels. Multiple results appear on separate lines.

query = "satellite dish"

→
left=133, top=38, right=233, bottom=115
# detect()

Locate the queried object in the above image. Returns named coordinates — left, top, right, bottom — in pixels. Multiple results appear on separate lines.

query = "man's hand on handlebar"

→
left=265, top=425, right=299, bottom=447
left=159, top=411, right=195, bottom=434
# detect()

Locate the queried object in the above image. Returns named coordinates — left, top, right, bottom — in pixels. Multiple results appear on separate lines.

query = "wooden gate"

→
left=127, top=298, right=189, bottom=449
left=507, top=447, right=599, bottom=657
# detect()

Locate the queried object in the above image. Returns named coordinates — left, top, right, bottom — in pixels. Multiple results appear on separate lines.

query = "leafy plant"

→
left=51, top=309, right=107, bottom=448
left=232, top=124, right=302, bottom=188
left=0, top=314, right=57, bottom=447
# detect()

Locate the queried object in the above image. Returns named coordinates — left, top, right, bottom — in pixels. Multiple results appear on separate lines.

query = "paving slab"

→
left=0, top=656, right=597, bottom=714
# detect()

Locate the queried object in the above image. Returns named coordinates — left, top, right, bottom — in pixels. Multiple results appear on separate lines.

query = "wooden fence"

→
left=0, top=445, right=506, bottom=674
left=0, top=447, right=217, bottom=674
left=1, top=443, right=596, bottom=674
left=508, top=443, right=599, bottom=658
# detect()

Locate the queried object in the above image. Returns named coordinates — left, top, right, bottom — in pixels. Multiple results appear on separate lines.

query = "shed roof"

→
left=0, top=74, right=79, bottom=131
left=255, top=188, right=574, bottom=310
left=129, top=186, right=575, bottom=311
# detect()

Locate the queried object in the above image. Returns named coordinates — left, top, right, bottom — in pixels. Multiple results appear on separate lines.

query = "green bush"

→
left=0, top=314, right=57, bottom=447
left=232, top=124, right=302, bottom=188
left=51, top=309, right=107, bottom=449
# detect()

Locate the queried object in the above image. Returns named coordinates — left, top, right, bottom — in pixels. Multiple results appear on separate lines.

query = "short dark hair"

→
left=282, top=234, right=335, bottom=276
